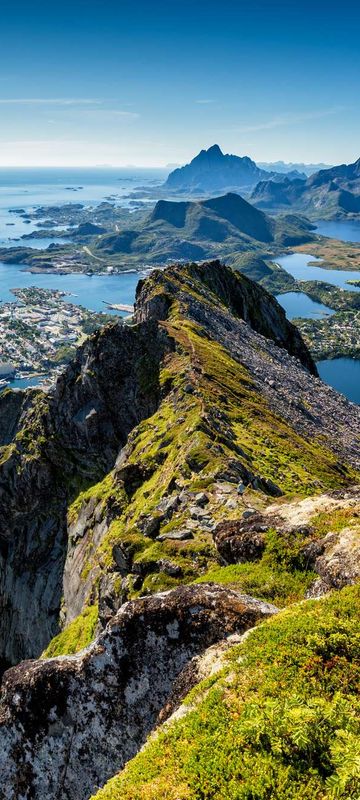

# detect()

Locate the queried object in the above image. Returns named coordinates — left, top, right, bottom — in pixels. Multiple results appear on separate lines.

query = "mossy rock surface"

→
left=42, top=605, right=98, bottom=658
left=92, top=584, right=360, bottom=800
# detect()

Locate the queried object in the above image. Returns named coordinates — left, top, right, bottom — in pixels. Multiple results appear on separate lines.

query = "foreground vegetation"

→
left=93, top=584, right=360, bottom=800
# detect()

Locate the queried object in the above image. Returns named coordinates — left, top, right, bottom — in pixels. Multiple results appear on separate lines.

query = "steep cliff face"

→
left=0, top=320, right=170, bottom=664
left=0, top=389, right=35, bottom=446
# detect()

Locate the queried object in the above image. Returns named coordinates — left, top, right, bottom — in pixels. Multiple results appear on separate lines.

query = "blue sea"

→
left=0, top=167, right=168, bottom=306
left=0, top=166, right=167, bottom=248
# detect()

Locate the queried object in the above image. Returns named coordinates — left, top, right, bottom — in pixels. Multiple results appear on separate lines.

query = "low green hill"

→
left=94, top=192, right=314, bottom=267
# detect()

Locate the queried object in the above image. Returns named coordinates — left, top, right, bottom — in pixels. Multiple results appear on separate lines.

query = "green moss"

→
left=42, top=604, right=98, bottom=658
left=140, top=572, right=180, bottom=594
left=311, top=507, right=360, bottom=538
left=196, top=521, right=329, bottom=607
left=13, top=391, right=50, bottom=461
left=91, top=585, right=360, bottom=800
left=68, top=473, right=126, bottom=525
left=196, top=563, right=316, bottom=607
left=0, top=442, right=16, bottom=466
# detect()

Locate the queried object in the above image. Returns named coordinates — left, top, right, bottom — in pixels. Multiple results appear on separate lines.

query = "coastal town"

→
left=295, top=308, right=360, bottom=360
left=0, top=287, right=115, bottom=387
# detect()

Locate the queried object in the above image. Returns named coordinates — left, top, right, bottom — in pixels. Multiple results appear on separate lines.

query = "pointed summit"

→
left=205, top=144, right=223, bottom=157
left=165, top=145, right=266, bottom=192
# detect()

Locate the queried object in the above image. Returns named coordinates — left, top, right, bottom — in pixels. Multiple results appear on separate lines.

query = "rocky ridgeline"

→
left=0, top=261, right=359, bottom=799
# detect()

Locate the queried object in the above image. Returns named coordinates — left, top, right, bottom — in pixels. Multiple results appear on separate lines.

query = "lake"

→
left=276, top=252, right=360, bottom=291
left=275, top=291, right=335, bottom=320
left=316, top=220, right=360, bottom=242
left=277, top=233, right=360, bottom=404
left=317, top=358, right=360, bottom=405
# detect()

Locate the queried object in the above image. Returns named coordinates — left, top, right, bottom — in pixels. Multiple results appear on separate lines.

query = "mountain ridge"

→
left=94, top=191, right=315, bottom=267
left=0, top=261, right=359, bottom=799
left=251, top=156, right=360, bottom=218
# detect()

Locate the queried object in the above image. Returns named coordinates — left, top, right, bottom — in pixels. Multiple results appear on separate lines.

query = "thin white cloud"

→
left=222, top=107, right=345, bottom=134
left=0, top=99, right=140, bottom=120
left=0, top=98, right=103, bottom=106
left=110, top=110, right=140, bottom=119
left=196, top=99, right=215, bottom=105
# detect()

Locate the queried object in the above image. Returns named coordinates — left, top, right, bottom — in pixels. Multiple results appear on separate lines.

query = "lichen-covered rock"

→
left=0, top=584, right=277, bottom=800
left=214, top=517, right=267, bottom=563
left=307, top=527, right=360, bottom=591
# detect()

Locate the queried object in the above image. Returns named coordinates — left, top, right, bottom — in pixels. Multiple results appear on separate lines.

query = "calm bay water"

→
left=0, top=260, right=140, bottom=315
left=275, top=291, right=335, bottom=320
left=317, top=358, right=360, bottom=405
left=276, top=252, right=360, bottom=291
left=6, top=376, right=50, bottom=391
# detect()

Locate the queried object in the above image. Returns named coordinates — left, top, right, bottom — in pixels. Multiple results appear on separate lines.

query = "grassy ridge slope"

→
left=92, top=584, right=360, bottom=800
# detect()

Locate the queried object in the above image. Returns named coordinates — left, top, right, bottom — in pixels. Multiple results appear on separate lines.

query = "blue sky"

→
left=0, top=0, right=358, bottom=166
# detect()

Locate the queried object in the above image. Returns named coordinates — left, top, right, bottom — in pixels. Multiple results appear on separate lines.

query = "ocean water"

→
left=0, top=166, right=167, bottom=248
left=0, top=167, right=168, bottom=311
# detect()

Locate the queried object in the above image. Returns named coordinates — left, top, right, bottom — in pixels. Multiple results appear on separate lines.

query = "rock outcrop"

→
left=213, top=486, right=360, bottom=597
left=0, top=585, right=277, bottom=800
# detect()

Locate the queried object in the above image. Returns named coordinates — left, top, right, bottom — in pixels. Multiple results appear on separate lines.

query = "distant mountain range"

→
left=257, top=160, right=332, bottom=177
left=164, top=145, right=303, bottom=194
left=164, top=147, right=360, bottom=219
left=94, top=191, right=314, bottom=266
left=251, top=157, right=360, bottom=218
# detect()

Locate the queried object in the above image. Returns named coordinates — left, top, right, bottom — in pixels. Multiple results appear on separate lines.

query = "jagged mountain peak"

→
left=198, top=143, right=223, bottom=158
left=165, top=145, right=265, bottom=191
